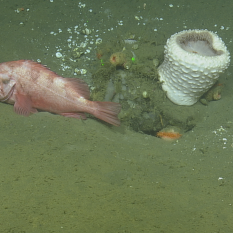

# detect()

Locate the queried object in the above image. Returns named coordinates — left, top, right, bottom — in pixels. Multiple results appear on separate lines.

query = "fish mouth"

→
left=0, top=84, right=16, bottom=102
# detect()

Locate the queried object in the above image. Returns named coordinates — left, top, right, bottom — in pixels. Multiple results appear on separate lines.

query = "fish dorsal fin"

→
left=65, top=78, right=90, bottom=99
left=14, top=93, right=37, bottom=116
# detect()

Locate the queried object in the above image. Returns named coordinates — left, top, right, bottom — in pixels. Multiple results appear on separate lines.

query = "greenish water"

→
left=0, top=0, right=233, bottom=232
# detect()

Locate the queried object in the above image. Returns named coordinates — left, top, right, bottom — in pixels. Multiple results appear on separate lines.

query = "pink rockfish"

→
left=0, top=60, right=121, bottom=126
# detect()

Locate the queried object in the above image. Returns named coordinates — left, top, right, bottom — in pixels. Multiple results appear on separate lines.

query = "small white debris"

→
left=80, top=69, right=87, bottom=74
left=78, top=2, right=86, bottom=8
left=218, top=126, right=226, bottom=132
left=223, top=138, right=227, bottom=145
left=82, top=28, right=92, bottom=35
left=95, top=38, right=102, bottom=44
left=118, top=20, right=123, bottom=25
left=220, top=26, right=224, bottom=30
left=56, top=52, right=63, bottom=58
left=169, top=4, right=173, bottom=7
left=75, top=68, right=87, bottom=74
left=80, top=42, right=87, bottom=48
left=124, top=39, right=137, bottom=44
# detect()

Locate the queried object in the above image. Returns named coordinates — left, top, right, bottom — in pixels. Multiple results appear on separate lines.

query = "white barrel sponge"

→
left=158, top=29, right=230, bottom=105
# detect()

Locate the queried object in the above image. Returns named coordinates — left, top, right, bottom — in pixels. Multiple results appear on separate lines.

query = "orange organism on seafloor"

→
left=109, top=52, right=126, bottom=66
left=156, top=130, right=182, bottom=141
left=96, top=50, right=103, bottom=59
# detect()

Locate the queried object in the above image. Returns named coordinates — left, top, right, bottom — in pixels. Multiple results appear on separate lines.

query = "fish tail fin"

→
left=92, top=101, right=121, bottom=126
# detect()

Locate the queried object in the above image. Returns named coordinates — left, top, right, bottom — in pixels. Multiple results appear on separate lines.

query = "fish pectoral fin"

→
left=14, top=93, right=37, bottom=116
left=59, top=112, right=87, bottom=119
